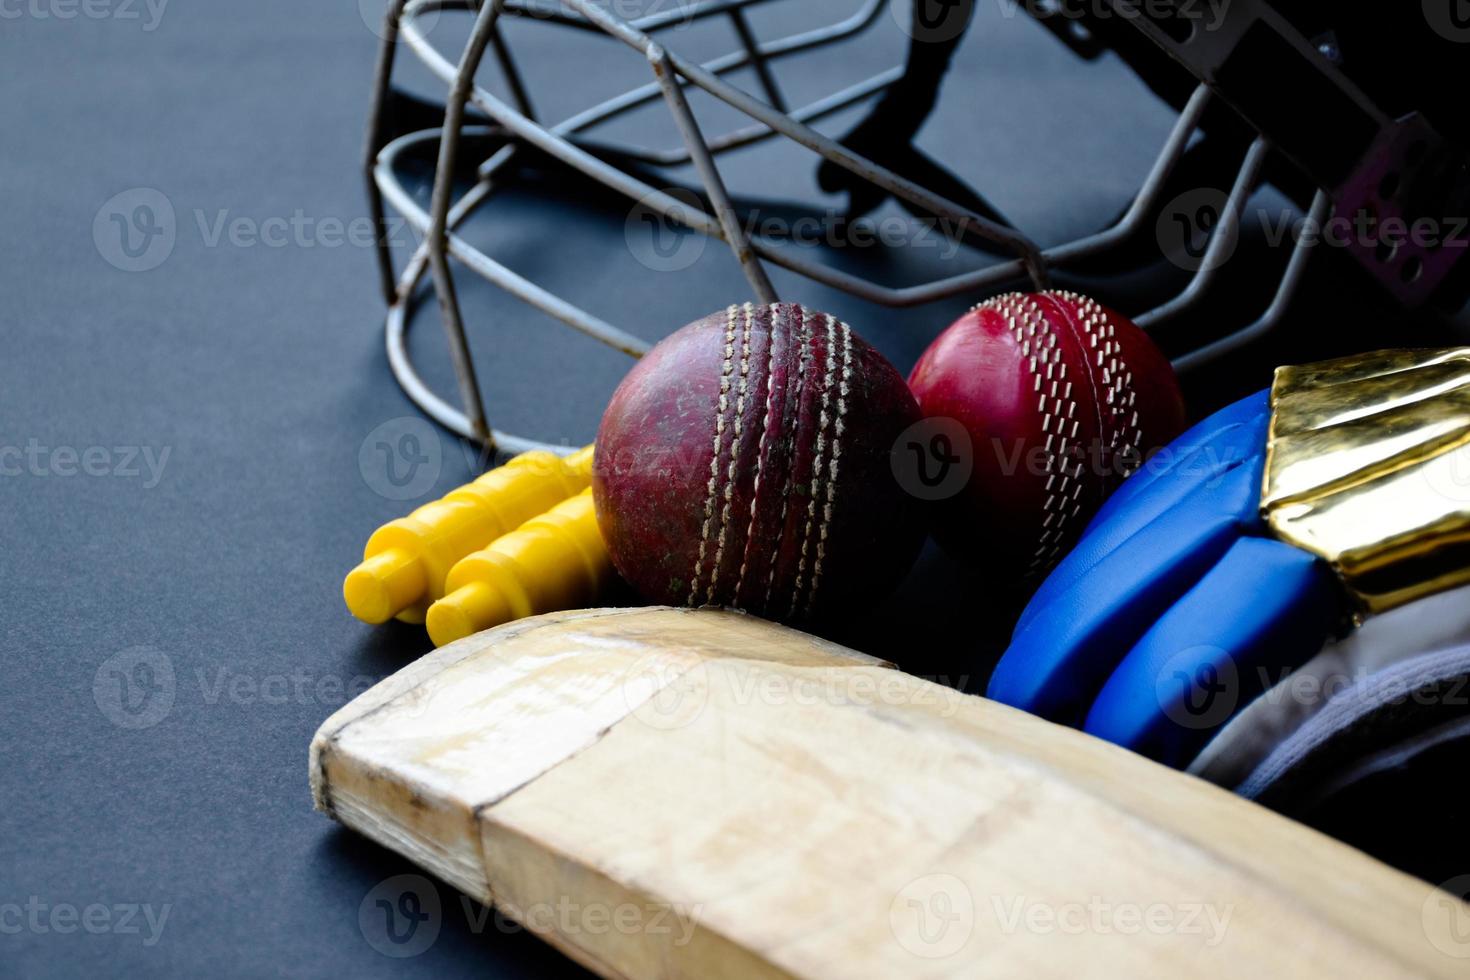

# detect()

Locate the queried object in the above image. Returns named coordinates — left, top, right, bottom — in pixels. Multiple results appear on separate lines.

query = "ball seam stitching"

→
left=705, top=301, right=756, bottom=604
left=763, top=305, right=809, bottom=611
left=791, top=311, right=837, bottom=617
left=991, top=293, right=1080, bottom=575
left=1031, top=294, right=1081, bottom=574
left=733, top=303, right=779, bottom=603
left=689, top=304, right=739, bottom=606
left=1076, top=293, right=1143, bottom=477
left=802, top=316, right=851, bottom=619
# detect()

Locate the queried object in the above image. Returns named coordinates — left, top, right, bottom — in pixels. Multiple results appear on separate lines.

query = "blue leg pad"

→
left=989, top=457, right=1266, bottom=725
left=1084, top=536, right=1342, bottom=768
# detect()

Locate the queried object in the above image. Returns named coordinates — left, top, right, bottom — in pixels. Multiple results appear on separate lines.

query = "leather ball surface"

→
left=594, top=302, right=925, bottom=622
left=907, top=290, right=1185, bottom=577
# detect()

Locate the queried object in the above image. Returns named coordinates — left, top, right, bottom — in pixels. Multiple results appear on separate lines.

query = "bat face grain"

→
left=311, top=607, right=1465, bottom=980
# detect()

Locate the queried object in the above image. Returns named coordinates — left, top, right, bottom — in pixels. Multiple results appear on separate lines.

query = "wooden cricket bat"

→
left=311, top=607, right=1468, bottom=978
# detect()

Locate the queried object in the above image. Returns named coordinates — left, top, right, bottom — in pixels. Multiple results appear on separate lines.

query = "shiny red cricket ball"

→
left=907, top=290, right=1186, bottom=577
left=593, top=302, right=925, bottom=622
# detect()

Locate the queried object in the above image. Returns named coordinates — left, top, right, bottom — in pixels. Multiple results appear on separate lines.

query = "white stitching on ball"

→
left=763, top=305, right=810, bottom=611
left=689, top=304, right=739, bottom=606
left=803, top=315, right=851, bottom=618
left=1020, top=295, right=1079, bottom=574
left=1068, top=292, right=1143, bottom=479
left=704, top=302, right=756, bottom=605
left=733, top=303, right=781, bottom=603
left=791, top=312, right=838, bottom=616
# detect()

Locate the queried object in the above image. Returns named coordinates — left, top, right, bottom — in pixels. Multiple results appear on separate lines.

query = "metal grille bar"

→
left=366, top=0, right=1331, bottom=453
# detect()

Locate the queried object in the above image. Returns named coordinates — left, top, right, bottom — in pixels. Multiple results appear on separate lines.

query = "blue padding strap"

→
left=1084, top=536, right=1342, bottom=767
left=1083, top=389, right=1269, bottom=537
left=989, top=451, right=1267, bottom=725
left=1017, top=391, right=1270, bottom=636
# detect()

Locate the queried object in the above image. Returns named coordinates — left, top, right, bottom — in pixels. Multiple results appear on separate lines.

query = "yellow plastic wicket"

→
left=343, top=446, right=593, bottom=625
left=425, top=488, right=610, bottom=647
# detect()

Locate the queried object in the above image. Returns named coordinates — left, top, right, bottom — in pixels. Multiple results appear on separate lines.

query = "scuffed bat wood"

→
left=311, top=607, right=1467, bottom=979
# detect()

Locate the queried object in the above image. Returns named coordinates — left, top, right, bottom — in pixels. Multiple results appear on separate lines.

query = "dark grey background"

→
left=2, top=1, right=1442, bottom=976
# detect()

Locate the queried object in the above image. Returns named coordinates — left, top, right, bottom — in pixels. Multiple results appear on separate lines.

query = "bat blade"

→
left=311, top=607, right=1465, bottom=979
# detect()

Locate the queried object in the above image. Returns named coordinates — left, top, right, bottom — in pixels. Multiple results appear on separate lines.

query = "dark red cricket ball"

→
left=594, top=302, right=925, bottom=622
left=907, top=290, right=1186, bottom=577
